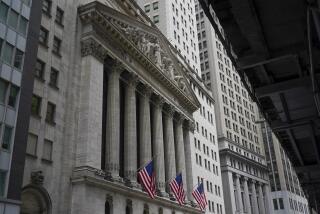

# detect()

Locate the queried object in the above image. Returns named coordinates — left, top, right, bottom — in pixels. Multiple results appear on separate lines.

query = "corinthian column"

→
left=124, top=75, right=139, bottom=185
left=164, top=105, right=176, bottom=194
left=243, top=177, right=251, bottom=214
left=184, top=121, right=195, bottom=202
left=175, top=114, right=187, bottom=191
left=251, top=180, right=259, bottom=214
left=235, top=174, right=244, bottom=213
left=258, top=183, right=266, bottom=214
left=105, top=61, right=123, bottom=180
left=139, top=86, right=152, bottom=166
left=152, top=96, right=166, bottom=196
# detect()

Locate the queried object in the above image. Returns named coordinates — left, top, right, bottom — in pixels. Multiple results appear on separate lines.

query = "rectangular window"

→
left=13, top=49, right=24, bottom=70
left=42, top=0, right=52, bottom=14
left=144, top=4, right=150, bottom=13
left=2, top=43, right=14, bottom=64
left=52, top=37, right=61, bottom=55
left=0, top=2, right=9, bottom=23
left=2, top=126, right=12, bottom=150
left=55, top=7, right=64, bottom=25
left=46, top=102, right=55, bottom=123
left=18, top=17, right=28, bottom=36
left=8, top=10, right=19, bottom=29
left=279, top=198, right=284, bottom=209
left=35, top=59, right=45, bottom=79
left=0, top=171, right=6, bottom=197
left=153, top=2, right=159, bottom=10
left=26, top=133, right=37, bottom=156
left=273, top=199, right=278, bottom=210
left=42, top=139, right=53, bottom=161
left=39, top=27, right=49, bottom=45
left=153, top=15, right=159, bottom=24
left=31, top=95, right=42, bottom=116
left=8, top=86, right=19, bottom=108
left=0, top=79, right=7, bottom=103
left=49, top=68, right=59, bottom=87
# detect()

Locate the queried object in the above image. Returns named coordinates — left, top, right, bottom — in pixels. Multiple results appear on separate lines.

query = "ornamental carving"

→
left=81, top=38, right=109, bottom=62
left=31, top=171, right=44, bottom=185
left=103, top=14, right=188, bottom=93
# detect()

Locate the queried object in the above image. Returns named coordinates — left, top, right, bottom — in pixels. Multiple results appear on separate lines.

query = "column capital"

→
left=235, top=174, right=241, bottom=179
left=165, top=104, right=176, bottom=118
left=243, top=177, right=249, bottom=181
left=106, top=59, right=124, bottom=76
left=251, top=180, right=256, bottom=184
left=176, top=113, right=186, bottom=125
left=127, top=73, right=139, bottom=87
left=140, top=84, right=153, bottom=98
left=154, top=96, right=165, bottom=108
left=184, top=120, right=195, bottom=132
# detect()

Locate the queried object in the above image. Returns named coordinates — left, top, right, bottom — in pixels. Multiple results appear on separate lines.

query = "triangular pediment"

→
left=97, top=2, right=199, bottom=108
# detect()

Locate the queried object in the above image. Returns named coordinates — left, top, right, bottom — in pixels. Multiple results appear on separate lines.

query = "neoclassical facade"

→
left=21, top=0, right=202, bottom=213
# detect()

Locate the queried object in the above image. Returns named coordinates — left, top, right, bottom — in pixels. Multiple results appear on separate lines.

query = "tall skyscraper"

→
left=260, top=121, right=310, bottom=214
left=136, top=0, right=226, bottom=212
left=195, top=1, right=271, bottom=214
left=0, top=0, right=41, bottom=213
left=19, top=0, right=207, bottom=213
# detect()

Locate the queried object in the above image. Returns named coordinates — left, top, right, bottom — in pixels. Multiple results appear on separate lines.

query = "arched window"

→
left=20, top=186, right=51, bottom=214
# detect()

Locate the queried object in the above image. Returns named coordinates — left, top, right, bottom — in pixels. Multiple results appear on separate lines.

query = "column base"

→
left=157, top=190, right=169, bottom=198
left=104, top=171, right=123, bottom=183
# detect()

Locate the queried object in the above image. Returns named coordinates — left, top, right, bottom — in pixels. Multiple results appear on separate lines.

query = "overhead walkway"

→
left=198, top=0, right=320, bottom=211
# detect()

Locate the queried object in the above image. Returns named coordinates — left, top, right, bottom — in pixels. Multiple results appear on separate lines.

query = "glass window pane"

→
left=8, top=10, right=19, bottom=29
left=0, top=79, right=7, bottom=103
left=49, top=68, right=58, bottom=87
left=8, top=86, right=19, bottom=108
left=0, top=3, right=9, bottom=23
left=13, top=49, right=24, bottom=70
left=2, top=43, right=14, bottom=64
left=35, top=60, right=45, bottom=79
left=46, top=102, right=55, bottom=123
left=0, top=171, right=6, bottom=196
left=26, top=134, right=37, bottom=156
left=31, top=95, right=41, bottom=116
left=18, top=17, right=28, bottom=36
left=43, top=139, right=53, bottom=161
left=2, top=126, right=12, bottom=150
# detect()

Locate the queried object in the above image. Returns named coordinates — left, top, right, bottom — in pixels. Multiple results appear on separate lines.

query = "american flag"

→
left=137, top=160, right=156, bottom=199
left=169, top=174, right=186, bottom=205
left=192, top=182, right=207, bottom=211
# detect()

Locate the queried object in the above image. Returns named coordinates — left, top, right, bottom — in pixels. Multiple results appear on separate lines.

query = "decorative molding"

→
left=81, top=38, right=109, bottom=63
left=30, top=171, right=44, bottom=185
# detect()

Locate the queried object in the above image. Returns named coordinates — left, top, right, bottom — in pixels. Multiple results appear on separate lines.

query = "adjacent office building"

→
left=20, top=0, right=208, bottom=213
left=261, top=121, right=310, bottom=214
left=0, top=0, right=41, bottom=213
left=136, top=0, right=225, bottom=212
left=195, top=1, right=271, bottom=214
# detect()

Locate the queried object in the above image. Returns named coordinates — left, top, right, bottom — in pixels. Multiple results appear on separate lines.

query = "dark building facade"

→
left=0, top=0, right=41, bottom=213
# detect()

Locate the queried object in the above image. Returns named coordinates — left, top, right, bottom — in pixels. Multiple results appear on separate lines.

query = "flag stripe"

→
left=138, top=161, right=156, bottom=199
left=169, top=174, right=186, bottom=206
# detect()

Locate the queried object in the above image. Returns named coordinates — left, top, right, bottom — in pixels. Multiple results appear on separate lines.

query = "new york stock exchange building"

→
left=21, top=0, right=204, bottom=213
